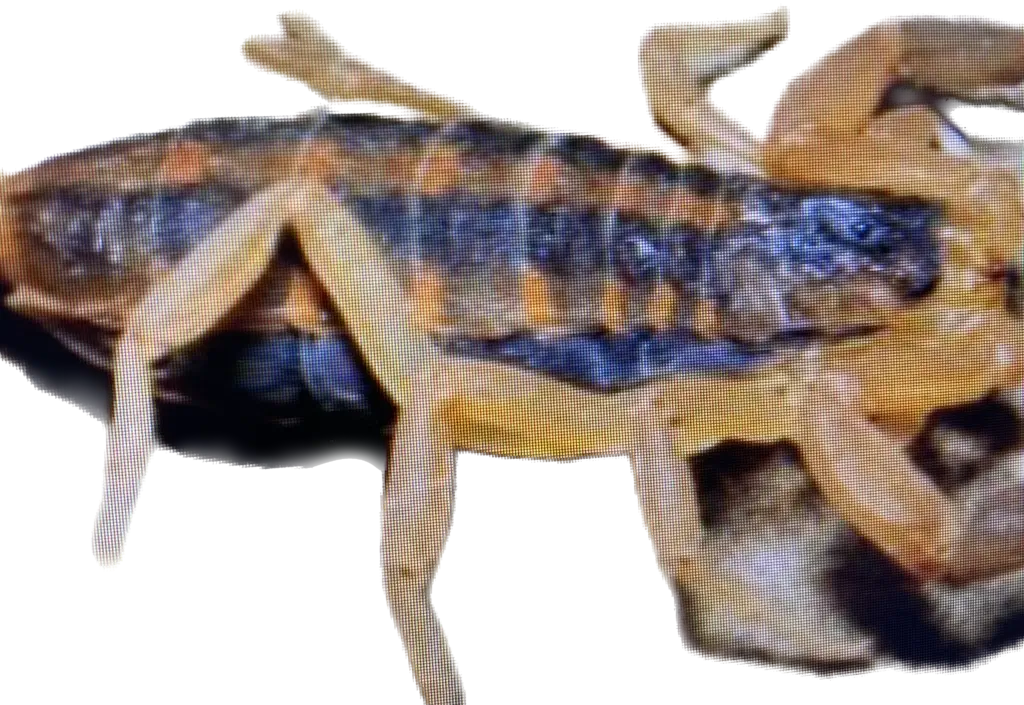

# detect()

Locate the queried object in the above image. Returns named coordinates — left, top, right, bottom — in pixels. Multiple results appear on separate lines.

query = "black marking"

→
left=661, top=225, right=706, bottom=295
left=179, top=114, right=325, bottom=145
left=417, top=196, right=522, bottom=272
left=350, top=191, right=416, bottom=257
left=322, top=113, right=437, bottom=151
left=443, top=330, right=774, bottom=391
left=178, top=114, right=438, bottom=152
left=611, top=216, right=661, bottom=283
left=777, top=194, right=939, bottom=293
left=440, top=120, right=544, bottom=156
left=704, top=194, right=941, bottom=338
left=18, top=186, right=247, bottom=280
left=526, top=206, right=606, bottom=277
left=626, top=153, right=721, bottom=198
left=348, top=191, right=620, bottom=277
left=549, top=134, right=628, bottom=172
left=1007, top=263, right=1024, bottom=317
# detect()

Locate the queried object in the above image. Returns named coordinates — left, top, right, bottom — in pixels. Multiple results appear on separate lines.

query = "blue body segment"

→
left=233, top=335, right=371, bottom=410
left=168, top=333, right=376, bottom=414
left=9, top=114, right=946, bottom=402
left=174, top=328, right=773, bottom=403
left=19, top=186, right=247, bottom=281
left=443, top=331, right=774, bottom=392
left=346, top=188, right=941, bottom=304
left=343, top=181, right=940, bottom=385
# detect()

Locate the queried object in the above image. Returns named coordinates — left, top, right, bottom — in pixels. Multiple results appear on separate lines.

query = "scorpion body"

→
left=3, top=113, right=943, bottom=408
left=3, top=9, right=1024, bottom=705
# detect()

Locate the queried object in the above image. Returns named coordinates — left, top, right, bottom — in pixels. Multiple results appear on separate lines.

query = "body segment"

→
left=2, top=11, right=1024, bottom=705
left=3, top=114, right=946, bottom=397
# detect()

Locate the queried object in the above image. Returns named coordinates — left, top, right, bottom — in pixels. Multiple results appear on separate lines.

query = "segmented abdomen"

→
left=6, top=113, right=943, bottom=394
left=325, top=114, right=941, bottom=355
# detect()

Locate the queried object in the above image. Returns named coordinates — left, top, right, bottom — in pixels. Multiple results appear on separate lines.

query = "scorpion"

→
left=2, top=8, right=1024, bottom=704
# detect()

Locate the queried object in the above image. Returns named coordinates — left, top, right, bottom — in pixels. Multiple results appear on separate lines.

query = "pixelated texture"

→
left=0, top=5, right=1007, bottom=705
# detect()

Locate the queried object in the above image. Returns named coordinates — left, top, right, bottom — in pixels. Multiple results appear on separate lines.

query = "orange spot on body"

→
left=613, top=181, right=654, bottom=217
left=282, top=271, right=332, bottom=334
left=663, top=188, right=732, bottom=231
left=299, top=139, right=337, bottom=181
left=420, top=148, right=462, bottom=196
left=692, top=298, right=720, bottom=339
left=647, top=282, right=676, bottom=330
left=411, top=270, right=446, bottom=329
left=602, top=279, right=628, bottom=331
left=521, top=267, right=554, bottom=325
left=528, top=157, right=565, bottom=202
left=157, top=140, right=210, bottom=186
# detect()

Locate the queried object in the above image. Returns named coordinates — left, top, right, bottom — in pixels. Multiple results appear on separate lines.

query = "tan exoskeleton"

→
left=2, top=10, right=1024, bottom=705
left=244, top=14, right=1024, bottom=701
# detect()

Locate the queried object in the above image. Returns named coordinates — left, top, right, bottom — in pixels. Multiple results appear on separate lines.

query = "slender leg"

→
left=791, top=372, right=1024, bottom=584
left=768, top=18, right=1024, bottom=151
left=293, top=191, right=441, bottom=407
left=628, top=392, right=702, bottom=585
left=764, top=18, right=1024, bottom=264
left=292, top=185, right=704, bottom=692
left=245, top=14, right=476, bottom=120
left=380, top=372, right=463, bottom=705
left=639, top=9, right=788, bottom=172
left=790, top=374, right=954, bottom=579
left=292, top=195, right=463, bottom=704
left=92, top=180, right=305, bottom=564
left=833, top=303, right=1024, bottom=427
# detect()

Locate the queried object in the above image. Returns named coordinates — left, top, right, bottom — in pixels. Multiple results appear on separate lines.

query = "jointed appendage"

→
left=379, top=371, right=462, bottom=705
left=244, top=13, right=476, bottom=121
left=93, top=179, right=312, bottom=563
left=89, top=11, right=1024, bottom=704
left=640, top=9, right=788, bottom=173
left=643, top=9, right=1019, bottom=590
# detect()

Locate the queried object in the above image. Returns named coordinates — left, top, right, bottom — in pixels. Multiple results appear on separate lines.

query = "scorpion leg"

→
left=791, top=375, right=955, bottom=580
left=639, top=8, right=787, bottom=172
left=629, top=392, right=702, bottom=585
left=293, top=192, right=440, bottom=406
left=764, top=17, right=1024, bottom=263
left=293, top=192, right=460, bottom=702
left=245, top=13, right=476, bottom=120
left=294, top=192, right=708, bottom=699
left=836, top=301, right=1024, bottom=430
left=762, top=18, right=1024, bottom=583
left=92, top=179, right=306, bottom=564
left=794, top=368, right=1024, bottom=585
left=380, top=375, right=462, bottom=705
left=766, top=17, right=1024, bottom=160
